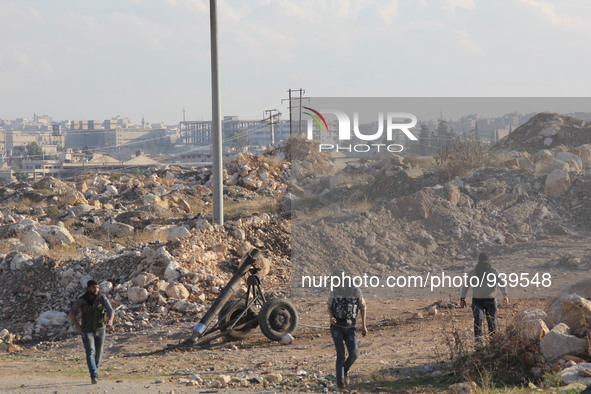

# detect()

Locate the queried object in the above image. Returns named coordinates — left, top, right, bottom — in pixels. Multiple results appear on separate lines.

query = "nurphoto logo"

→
left=303, top=107, right=419, bottom=153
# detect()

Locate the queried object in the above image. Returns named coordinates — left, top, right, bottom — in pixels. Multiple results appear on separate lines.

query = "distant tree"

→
left=419, top=123, right=431, bottom=156
left=26, top=142, right=44, bottom=159
left=15, top=171, right=28, bottom=182
left=435, top=119, right=449, bottom=136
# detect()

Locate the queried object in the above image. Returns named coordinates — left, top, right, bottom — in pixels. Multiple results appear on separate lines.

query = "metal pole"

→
left=270, top=111, right=275, bottom=146
left=210, top=0, right=223, bottom=225
left=298, top=88, right=303, bottom=136
left=288, top=89, right=292, bottom=137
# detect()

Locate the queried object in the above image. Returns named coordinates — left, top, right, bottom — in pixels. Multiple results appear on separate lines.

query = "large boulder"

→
left=61, top=190, right=88, bottom=206
left=7, top=252, right=33, bottom=270
left=20, top=230, right=49, bottom=255
left=127, top=287, right=149, bottom=304
left=131, top=272, right=158, bottom=288
left=164, top=260, right=182, bottom=281
left=99, top=280, right=113, bottom=294
left=545, top=294, right=591, bottom=333
left=532, top=149, right=554, bottom=173
left=35, top=311, right=69, bottom=338
left=142, top=246, right=175, bottom=266
left=555, top=151, right=583, bottom=173
left=165, top=282, right=189, bottom=300
left=541, top=159, right=570, bottom=174
left=545, top=279, right=591, bottom=328
left=101, top=220, right=134, bottom=237
left=166, top=226, right=191, bottom=241
left=37, top=225, right=75, bottom=246
left=572, top=144, right=591, bottom=164
left=144, top=224, right=175, bottom=240
left=508, top=309, right=549, bottom=342
left=142, top=194, right=169, bottom=209
left=544, top=169, right=570, bottom=196
left=540, top=323, right=588, bottom=362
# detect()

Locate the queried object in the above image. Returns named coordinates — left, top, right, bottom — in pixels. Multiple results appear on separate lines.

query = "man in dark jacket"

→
left=68, top=280, right=114, bottom=384
left=460, top=252, right=508, bottom=347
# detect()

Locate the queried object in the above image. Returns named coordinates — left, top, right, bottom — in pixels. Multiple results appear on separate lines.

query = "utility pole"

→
left=298, top=88, right=304, bottom=136
left=282, top=88, right=306, bottom=138
left=283, top=89, right=292, bottom=137
left=210, top=0, right=223, bottom=225
left=263, top=109, right=280, bottom=146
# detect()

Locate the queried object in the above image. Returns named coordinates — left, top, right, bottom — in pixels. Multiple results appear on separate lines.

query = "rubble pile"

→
left=506, top=279, right=591, bottom=384
left=0, top=213, right=290, bottom=340
left=494, top=112, right=591, bottom=154
left=286, top=138, right=336, bottom=181
left=0, top=143, right=296, bottom=340
left=292, top=159, right=591, bottom=280
left=544, top=253, right=591, bottom=270
left=290, top=113, right=591, bottom=278
left=225, top=152, right=289, bottom=195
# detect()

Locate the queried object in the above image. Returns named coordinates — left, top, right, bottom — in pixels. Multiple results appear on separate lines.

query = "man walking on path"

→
left=68, top=280, right=114, bottom=384
left=328, top=272, right=368, bottom=390
left=460, top=252, right=508, bottom=347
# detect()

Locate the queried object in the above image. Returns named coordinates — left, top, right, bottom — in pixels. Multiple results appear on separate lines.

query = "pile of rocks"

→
left=0, top=213, right=290, bottom=340
left=508, top=279, right=591, bottom=384
left=225, top=152, right=289, bottom=195
left=291, top=164, right=579, bottom=279
left=494, top=112, right=591, bottom=153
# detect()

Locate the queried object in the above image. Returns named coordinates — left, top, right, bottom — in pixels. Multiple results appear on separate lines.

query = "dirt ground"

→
left=0, top=296, right=548, bottom=393
left=2, top=234, right=587, bottom=393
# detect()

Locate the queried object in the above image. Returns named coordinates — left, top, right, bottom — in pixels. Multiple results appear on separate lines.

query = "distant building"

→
left=23, top=160, right=63, bottom=180
left=0, top=162, right=14, bottom=181
left=5, top=130, right=37, bottom=152
left=65, top=119, right=169, bottom=151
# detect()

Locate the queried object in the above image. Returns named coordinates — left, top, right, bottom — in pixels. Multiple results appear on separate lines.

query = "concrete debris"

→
left=560, top=362, right=591, bottom=386
left=540, top=323, right=588, bottom=362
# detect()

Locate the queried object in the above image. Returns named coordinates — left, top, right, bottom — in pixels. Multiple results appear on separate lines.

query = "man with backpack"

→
left=328, top=271, right=368, bottom=390
left=68, top=280, right=115, bottom=384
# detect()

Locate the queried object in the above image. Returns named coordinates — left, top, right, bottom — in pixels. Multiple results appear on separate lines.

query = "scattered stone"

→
left=281, top=333, right=294, bottom=345
left=449, top=381, right=477, bottom=393
left=264, top=373, right=282, bottom=384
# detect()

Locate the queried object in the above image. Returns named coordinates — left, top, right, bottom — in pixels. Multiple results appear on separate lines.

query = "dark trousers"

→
left=81, top=329, right=106, bottom=378
left=471, top=298, right=497, bottom=344
left=330, top=325, right=358, bottom=385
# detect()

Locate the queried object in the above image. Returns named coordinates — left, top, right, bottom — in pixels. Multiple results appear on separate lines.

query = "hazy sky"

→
left=1, top=0, right=590, bottom=125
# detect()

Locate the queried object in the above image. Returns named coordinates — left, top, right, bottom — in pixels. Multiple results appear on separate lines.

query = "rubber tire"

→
left=258, top=298, right=298, bottom=341
left=218, top=300, right=257, bottom=340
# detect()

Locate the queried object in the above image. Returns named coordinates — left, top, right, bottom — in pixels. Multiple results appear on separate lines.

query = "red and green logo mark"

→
left=303, top=107, right=329, bottom=131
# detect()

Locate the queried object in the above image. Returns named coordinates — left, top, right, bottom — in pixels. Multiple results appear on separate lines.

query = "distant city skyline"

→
left=2, top=0, right=591, bottom=124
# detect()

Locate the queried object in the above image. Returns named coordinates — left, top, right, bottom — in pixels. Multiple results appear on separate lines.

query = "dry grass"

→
left=132, top=229, right=167, bottom=244
left=0, top=197, right=40, bottom=209
left=225, top=196, right=281, bottom=218
left=435, top=138, right=500, bottom=180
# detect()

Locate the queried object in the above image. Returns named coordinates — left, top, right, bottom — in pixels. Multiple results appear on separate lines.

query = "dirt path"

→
left=0, top=297, right=547, bottom=393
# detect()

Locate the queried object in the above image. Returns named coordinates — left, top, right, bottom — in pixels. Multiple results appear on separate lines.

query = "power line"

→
left=263, top=109, right=280, bottom=146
